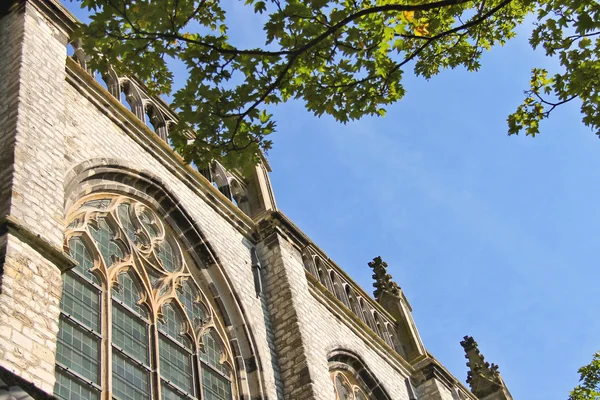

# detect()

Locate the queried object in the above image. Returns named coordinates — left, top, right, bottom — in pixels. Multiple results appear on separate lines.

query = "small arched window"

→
left=328, top=350, right=391, bottom=400
left=54, top=194, right=236, bottom=400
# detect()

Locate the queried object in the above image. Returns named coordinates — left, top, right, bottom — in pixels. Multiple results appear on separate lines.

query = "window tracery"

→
left=54, top=194, right=235, bottom=400
left=330, top=370, right=370, bottom=400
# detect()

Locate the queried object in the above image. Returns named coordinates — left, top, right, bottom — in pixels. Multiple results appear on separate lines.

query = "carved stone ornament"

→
left=368, top=256, right=400, bottom=301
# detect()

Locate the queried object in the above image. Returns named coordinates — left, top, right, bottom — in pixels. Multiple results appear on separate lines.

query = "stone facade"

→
left=0, top=1, right=513, bottom=399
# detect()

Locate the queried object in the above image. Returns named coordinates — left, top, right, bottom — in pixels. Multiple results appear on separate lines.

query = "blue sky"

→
left=66, top=2, right=600, bottom=398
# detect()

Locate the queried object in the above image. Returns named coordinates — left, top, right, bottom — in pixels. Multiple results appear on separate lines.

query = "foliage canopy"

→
left=570, top=351, right=600, bottom=400
left=75, top=0, right=600, bottom=169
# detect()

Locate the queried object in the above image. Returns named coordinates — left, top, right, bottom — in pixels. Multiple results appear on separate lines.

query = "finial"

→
left=368, top=256, right=400, bottom=302
left=460, top=336, right=510, bottom=399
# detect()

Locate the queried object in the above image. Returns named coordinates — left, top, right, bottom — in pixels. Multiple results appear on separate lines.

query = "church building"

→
left=0, top=1, right=514, bottom=399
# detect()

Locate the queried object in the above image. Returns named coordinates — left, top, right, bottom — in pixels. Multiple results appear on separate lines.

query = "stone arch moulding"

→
left=63, top=158, right=267, bottom=398
left=328, top=348, right=392, bottom=400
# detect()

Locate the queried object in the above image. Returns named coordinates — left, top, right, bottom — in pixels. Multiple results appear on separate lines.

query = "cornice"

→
left=0, top=215, right=77, bottom=273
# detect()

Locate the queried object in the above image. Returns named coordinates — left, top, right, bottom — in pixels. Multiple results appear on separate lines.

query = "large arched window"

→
left=54, top=194, right=236, bottom=400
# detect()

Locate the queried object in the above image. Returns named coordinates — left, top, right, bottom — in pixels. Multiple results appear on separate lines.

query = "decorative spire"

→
left=461, top=336, right=511, bottom=399
left=368, top=256, right=400, bottom=302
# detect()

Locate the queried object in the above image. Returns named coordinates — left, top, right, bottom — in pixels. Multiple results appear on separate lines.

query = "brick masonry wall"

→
left=6, top=1, right=68, bottom=248
left=0, top=5, right=23, bottom=218
left=0, top=234, right=62, bottom=394
left=259, top=233, right=318, bottom=399
left=0, top=1, right=68, bottom=394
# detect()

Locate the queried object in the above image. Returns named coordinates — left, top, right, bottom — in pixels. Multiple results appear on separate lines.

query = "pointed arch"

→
left=211, top=161, right=232, bottom=199
left=101, top=65, right=121, bottom=99
left=230, top=178, right=251, bottom=215
left=328, top=349, right=392, bottom=400
left=146, top=101, right=169, bottom=141
left=358, top=297, right=377, bottom=332
left=159, top=300, right=192, bottom=343
left=121, top=79, right=145, bottom=119
left=330, top=270, right=350, bottom=308
left=315, top=257, right=334, bottom=292
left=70, top=38, right=91, bottom=73
left=345, top=285, right=365, bottom=322
left=112, top=268, right=149, bottom=317
left=302, top=250, right=318, bottom=277
left=373, top=312, right=390, bottom=346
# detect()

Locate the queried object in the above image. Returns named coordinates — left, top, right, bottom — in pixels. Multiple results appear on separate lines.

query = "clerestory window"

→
left=54, top=195, right=235, bottom=400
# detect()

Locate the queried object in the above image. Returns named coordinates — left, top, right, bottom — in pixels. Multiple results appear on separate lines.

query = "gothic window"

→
left=54, top=194, right=236, bottom=400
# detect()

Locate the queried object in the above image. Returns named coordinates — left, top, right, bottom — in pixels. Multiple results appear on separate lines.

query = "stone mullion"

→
left=151, top=320, right=162, bottom=399
left=193, top=352, right=202, bottom=400
left=102, top=280, right=112, bottom=400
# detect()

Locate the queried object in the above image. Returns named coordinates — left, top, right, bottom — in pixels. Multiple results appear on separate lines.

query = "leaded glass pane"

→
left=112, top=271, right=148, bottom=317
left=200, top=332, right=227, bottom=375
left=61, top=272, right=100, bottom=331
left=118, top=203, right=138, bottom=243
left=334, top=374, right=352, bottom=400
left=157, top=239, right=179, bottom=272
left=57, top=195, right=236, bottom=400
left=68, top=236, right=98, bottom=283
left=177, top=281, right=206, bottom=328
left=54, top=369, right=100, bottom=400
left=159, top=303, right=188, bottom=345
left=112, top=351, right=151, bottom=400
left=138, top=209, right=158, bottom=238
left=161, top=383, right=189, bottom=400
left=83, top=199, right=112, bottom=209
left=56, top=317, right=100, bottom=383
left=89, top=217, right=123, bottom=267
left=159, top=336, right=194, bottom=395
left=67, top=216, right=83, bottom=229
left=112, top=303, right=149, bottom=364
left=201, top=367, right=231, bottom=400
